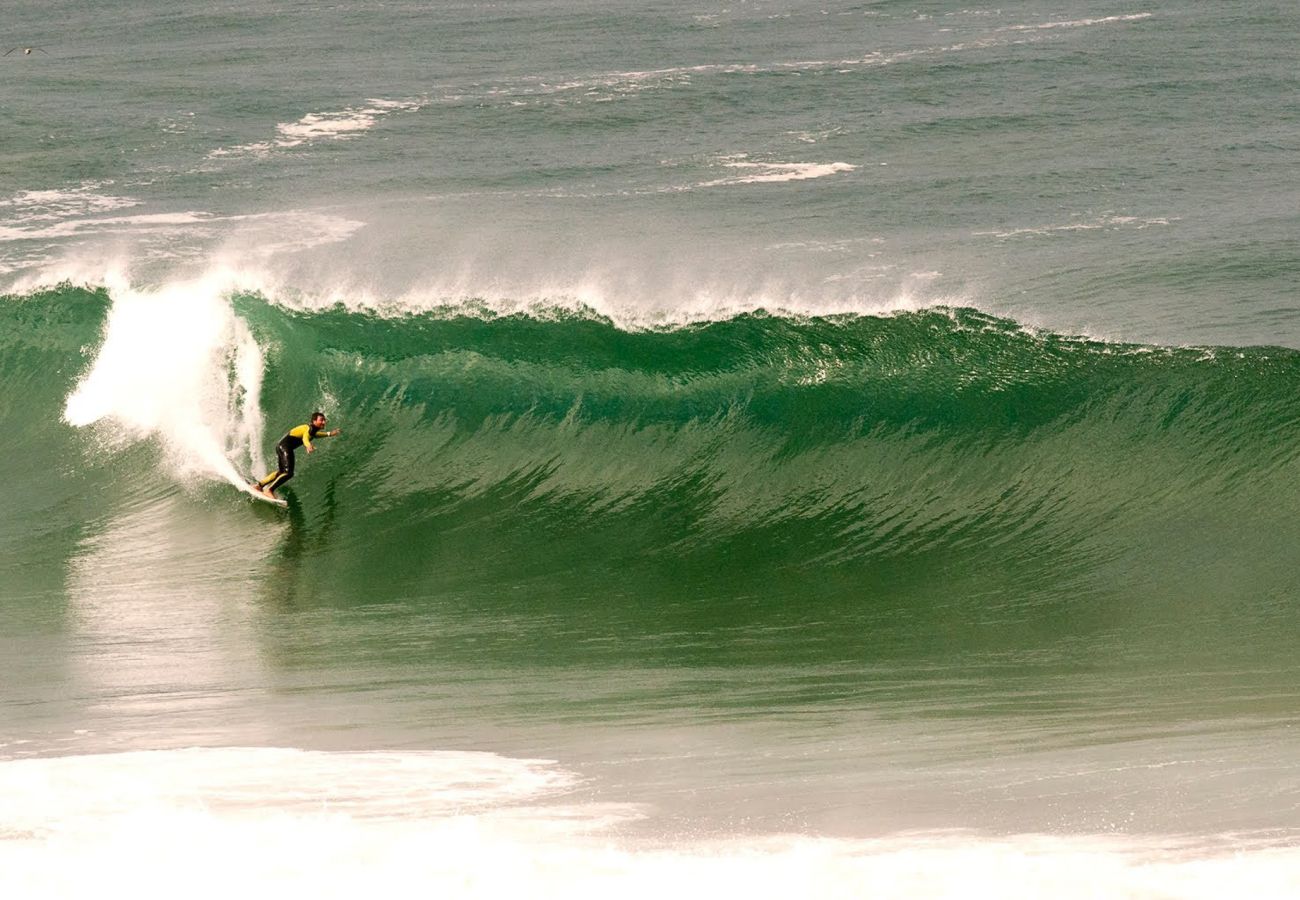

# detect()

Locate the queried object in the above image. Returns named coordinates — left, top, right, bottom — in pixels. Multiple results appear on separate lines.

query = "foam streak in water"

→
left=208, top=98, right=423, bottom=159
left=695, top=156, right=858, bottom=188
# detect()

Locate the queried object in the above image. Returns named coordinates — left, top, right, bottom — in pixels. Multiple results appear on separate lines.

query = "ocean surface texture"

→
left=4, top=1, right=1300, bottom=896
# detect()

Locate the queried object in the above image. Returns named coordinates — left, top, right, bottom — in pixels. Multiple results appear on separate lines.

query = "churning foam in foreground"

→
left=62, top=271, right=265, bottom=488
left=2, top=748, right=1299, bottom=900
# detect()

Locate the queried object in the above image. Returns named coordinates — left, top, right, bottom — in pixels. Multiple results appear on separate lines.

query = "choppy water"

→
left=4, top=2, right=1300, bottom=896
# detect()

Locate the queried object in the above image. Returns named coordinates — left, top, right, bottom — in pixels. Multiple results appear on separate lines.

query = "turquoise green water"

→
left=4, top=2, right=1300, bottom=894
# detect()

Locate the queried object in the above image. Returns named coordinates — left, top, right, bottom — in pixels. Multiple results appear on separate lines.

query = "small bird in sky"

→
left=4, top=47, right=49, bottom=56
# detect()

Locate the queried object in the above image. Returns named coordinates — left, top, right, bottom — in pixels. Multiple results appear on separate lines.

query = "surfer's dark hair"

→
left=312, top=411, right=325, bottom=419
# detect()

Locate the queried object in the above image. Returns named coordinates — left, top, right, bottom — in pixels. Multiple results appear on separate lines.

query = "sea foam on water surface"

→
left=695, top=157, right=858, bottom=188
left=0, top=183, right=140, bottom=226
left=1, top=748, right=1298, bottom=900
left=208, top=98, right=424, bottom=158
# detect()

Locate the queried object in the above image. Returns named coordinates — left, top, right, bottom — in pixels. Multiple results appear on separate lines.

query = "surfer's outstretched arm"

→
left=309, top=428, right=340, bottom=450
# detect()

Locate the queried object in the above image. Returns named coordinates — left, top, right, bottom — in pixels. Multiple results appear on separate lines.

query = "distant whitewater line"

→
left=447, top=12, right=1155, bottom=107
left=973, top=214, right=1179, bottom=240
left=1001, top=13, right=1154, bottom=32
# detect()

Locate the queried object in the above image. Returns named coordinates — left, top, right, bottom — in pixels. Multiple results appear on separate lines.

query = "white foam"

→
left=788, top=126, right=846, bottom=144
left=974, top=214, right=1178, bottom=239
left=695, top=155, right=857, bottom=188
left=1002, top=13, right=1154, bottom=31
left=472, top=36, right=1031, bottom=109
left=3, top=748, right=1299, bottom=900
left=0, top=182, right=143, bottom=244
left=1, top=208, right=366, bottom=298
left=0, top=748, right=578, bottom=830
left=0, top=211, right=212, bottom=243
left=0, top=182, right=140, bottom=224
left=5, top=222, right=951, bottom=336
left=62, top=270, right=266, bottom=488
left=209, top=98, right=422, bottom=158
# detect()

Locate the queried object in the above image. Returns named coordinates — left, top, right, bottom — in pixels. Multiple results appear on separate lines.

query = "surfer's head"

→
left=311, top=411, right=326, bottom=428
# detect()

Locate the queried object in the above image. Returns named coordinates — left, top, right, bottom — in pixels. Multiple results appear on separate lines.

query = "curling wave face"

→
left=6, top=283, right=1300, bottom=664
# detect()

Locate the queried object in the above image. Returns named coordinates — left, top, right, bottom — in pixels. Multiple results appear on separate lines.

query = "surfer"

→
left=252, top=412, right=340, bottom=499
left=4, top=47, right=49, bottom=56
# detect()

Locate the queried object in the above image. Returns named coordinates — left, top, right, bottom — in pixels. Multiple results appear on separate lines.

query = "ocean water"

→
left=3, top=1, right=1300, bottom=895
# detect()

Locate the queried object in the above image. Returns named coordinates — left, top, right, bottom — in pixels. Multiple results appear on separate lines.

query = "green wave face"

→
left=8, top=286, right=1300, bottom=666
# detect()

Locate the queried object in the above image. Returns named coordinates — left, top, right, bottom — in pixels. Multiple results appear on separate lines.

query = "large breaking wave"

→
left=7, top=281, right=1300, bottom=646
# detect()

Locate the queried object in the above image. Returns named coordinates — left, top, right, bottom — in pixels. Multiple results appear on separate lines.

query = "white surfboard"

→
left=243, top=482, right=287, bottom=507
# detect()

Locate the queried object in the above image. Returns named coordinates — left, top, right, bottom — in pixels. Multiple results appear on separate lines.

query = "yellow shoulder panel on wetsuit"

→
left=287, top=423, right=314, bottom=450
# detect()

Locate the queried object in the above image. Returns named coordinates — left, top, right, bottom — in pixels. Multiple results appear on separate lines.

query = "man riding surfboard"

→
left=252, top=411, right=340, bottom=499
